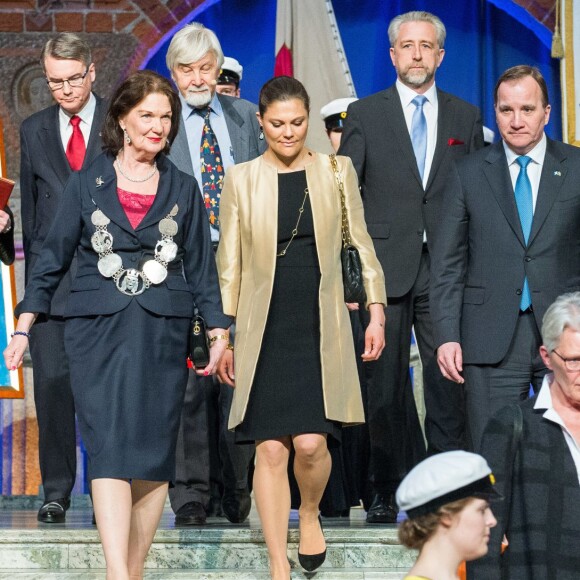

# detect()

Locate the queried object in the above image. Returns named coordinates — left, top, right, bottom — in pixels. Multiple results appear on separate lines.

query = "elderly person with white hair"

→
left=470, top=291, right=580, bottom=579
left=164, top=22, right=264, bottom=527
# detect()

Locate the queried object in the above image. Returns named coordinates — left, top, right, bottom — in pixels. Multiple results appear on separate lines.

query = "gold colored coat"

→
left=217, top=153, right=386, bottom=430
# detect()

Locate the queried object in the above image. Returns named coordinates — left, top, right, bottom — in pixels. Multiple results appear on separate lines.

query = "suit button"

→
left=131, top=256, right=137, bottom=263
left=132, top=239, right=139, bottom=246
left=525, top=256, right=532, bottom=262
left=423, top=199, right=428, bottom=204
left=516, top=289, right=522, bottom=295
left=45, top=193, right=50, bottom=198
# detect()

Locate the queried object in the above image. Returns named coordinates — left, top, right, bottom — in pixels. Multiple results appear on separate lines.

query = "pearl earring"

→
left=259, top=127, right=264, bottom=140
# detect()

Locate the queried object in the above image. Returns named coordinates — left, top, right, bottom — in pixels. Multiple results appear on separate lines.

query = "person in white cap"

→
left=320, top=97, right=357, bottom=153
left=216, top=56, right=243, bottom=98
left=396, top=450, right=498, bottom=580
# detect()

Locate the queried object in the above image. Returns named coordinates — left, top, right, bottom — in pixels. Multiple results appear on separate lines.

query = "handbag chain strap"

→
left=329, top=154, right=351, bottom=248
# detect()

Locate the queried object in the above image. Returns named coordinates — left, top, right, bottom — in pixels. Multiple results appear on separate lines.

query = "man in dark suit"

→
left=339, top=10, right=484, bottom=523
left=165, top=23, right=264, bottom=526
left=469, top=292, right=580, bottom=579
left=19, top=33, right=106, bottom=523
left=431, top=65, right=580, bottom=451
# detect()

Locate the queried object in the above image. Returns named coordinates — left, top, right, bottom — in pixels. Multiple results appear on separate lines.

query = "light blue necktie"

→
left=514, top=156, right=533, bottom=311
left=411, top=95, right=428, bottom=179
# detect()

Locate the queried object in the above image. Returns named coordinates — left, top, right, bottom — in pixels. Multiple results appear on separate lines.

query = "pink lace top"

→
left=117, top=187, right=156, bottom=229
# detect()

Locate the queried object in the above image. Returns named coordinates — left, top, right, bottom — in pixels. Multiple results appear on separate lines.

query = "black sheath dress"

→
left=235, top=170, right=341, bottom=443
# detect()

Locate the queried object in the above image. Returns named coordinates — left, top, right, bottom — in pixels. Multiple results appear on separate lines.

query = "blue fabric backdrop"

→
left=145, top=0, right=561, bottom=141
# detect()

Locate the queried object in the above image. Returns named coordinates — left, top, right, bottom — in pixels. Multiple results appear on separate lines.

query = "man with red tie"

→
left=19, top=33, right=107, bottom=523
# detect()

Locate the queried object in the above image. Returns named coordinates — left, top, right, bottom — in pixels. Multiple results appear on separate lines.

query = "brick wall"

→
left=0, top=0, right=206, bottom=180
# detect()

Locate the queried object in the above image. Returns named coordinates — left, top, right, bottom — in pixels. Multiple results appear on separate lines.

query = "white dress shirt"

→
left=534, top=373, right=580, bottom=484
left=59, top=92, right=96, bottom=151
left=503, top=133, right=547, bottom=212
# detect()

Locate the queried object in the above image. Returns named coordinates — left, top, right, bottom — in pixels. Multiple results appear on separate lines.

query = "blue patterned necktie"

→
left=514, top=155, right=533, bottom=311
left=197, top=107, right=223, bottom=232
left=411, top=95, right=428, bottom=180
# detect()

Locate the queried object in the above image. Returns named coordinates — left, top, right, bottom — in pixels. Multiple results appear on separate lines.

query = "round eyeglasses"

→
left=552, top=350, right=580, bottom=372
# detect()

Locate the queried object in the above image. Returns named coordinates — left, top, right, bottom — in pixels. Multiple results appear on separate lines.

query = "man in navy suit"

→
left=339, top=10, right=484, bottom=523
left=432, top=65, right=580, bottom=450
left=19, top=33, right=107, bottom=523
left=165, top=23, right=264, bottom=526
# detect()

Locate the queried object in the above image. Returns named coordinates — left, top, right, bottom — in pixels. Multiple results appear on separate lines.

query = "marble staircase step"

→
left=0, top=504, right=415, bottom=578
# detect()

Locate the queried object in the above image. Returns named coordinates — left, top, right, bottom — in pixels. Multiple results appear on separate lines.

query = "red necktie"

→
left=66, top=115, right=86, bottom=171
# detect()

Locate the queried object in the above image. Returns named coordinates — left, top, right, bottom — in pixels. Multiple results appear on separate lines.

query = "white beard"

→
left=185, top=88, right=212, bottom=109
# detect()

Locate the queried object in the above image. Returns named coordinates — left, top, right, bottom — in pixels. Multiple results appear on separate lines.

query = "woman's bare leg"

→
left=253, top=437, right=292, bottom=579
left=292, top=433, right=330, bottom=555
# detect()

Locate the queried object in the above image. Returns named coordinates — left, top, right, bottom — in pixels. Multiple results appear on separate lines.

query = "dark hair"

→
left=258, top=76, right=310, bottom=117
left=102, top=70, right=181, bottom=155
left=494, top=65, right=549, bottom=108
left=398, top=497, right=473, bottom=550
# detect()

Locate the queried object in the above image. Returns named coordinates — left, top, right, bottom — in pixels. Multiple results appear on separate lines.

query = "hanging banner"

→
left=561, top=0, right=580, bottom=145
left=274, top=0, right=356, bottom=152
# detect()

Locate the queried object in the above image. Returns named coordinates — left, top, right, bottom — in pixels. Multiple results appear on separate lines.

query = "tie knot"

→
left=412, top=95, right=427, bottom=109
left=516, top=155, right=531, bottom=169
left=195, top=106, right=211, bottom=120
left=70, top=115, right=81, bottom=127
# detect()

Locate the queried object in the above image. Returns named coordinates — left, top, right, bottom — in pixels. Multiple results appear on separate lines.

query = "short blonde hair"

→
left=166, top=23, right=224, bottom=72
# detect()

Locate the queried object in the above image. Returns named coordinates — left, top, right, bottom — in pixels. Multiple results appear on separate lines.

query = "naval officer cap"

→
left=396, top=450, right=501, bottom=519
left=320, top=97, right=358, bottom=131
left=218, top=56, right=243, bottom=85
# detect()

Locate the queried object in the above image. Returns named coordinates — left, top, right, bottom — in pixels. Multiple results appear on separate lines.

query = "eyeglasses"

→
left=552, top=350, right=580, bottom=372
left=46, top=67, right=89, bottom=91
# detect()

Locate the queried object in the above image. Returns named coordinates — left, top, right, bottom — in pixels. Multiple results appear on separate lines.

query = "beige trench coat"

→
left=216, top=152, right=386, bottom=430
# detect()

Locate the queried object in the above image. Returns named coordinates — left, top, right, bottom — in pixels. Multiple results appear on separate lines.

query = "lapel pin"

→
left=554, top=171, right=561, bottom=176
left=96, top=177, right=104, bottom=187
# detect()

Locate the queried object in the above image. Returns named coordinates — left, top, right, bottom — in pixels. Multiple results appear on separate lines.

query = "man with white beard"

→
left=165, top=22, right=264, bottom=526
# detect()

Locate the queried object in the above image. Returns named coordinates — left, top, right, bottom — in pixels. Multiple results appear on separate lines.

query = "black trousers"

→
left=169, top=371, right=254, bottom=513
left=362, top=250, right=466, bottom=493
left=465, top=310, right=547, bottom=451
left=29, top=316, right=77, bottom=501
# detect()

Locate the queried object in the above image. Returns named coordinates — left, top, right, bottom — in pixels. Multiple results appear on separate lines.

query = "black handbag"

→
left=189, top=313, right=210, bottom=368
left=330, top=154, right=367, bottom=304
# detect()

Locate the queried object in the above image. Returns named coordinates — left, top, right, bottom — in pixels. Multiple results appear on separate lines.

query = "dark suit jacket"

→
left=168, top=93, right=264, bottom=175
left=431, top=138, right=580, bottom=364
left=19, top=95, right=107, bottom=316
left=17, top=152, right=229, bottom=330
left=469, top=398, right=580, bottom=579
left=338, top=85, right=483, bottom=298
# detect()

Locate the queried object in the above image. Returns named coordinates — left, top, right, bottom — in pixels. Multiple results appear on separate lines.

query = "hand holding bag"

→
left=189, top=312, right=210, bottom=368
left=330, top=154, right=367, bottom=304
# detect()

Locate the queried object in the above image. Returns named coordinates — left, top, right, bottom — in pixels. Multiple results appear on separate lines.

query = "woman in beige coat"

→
left=216, top=77, right=386, bottom=580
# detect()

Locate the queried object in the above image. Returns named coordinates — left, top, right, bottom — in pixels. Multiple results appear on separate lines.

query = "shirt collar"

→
left=396, top=79, right=438, bottom=108
left=180, top=91, right=223, bottom=119
left=535, top=372, right=554, bottom=411
left=503, top=132, right=547, bottom=168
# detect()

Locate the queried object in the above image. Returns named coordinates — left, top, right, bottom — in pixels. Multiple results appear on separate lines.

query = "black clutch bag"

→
left=330, top=154, right=367, bottom=304
left=189, top=314, right=210, bottom=368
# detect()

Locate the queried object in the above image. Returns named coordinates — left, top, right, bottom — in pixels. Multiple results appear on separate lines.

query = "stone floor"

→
left=0, top=500, right=415, bottom=579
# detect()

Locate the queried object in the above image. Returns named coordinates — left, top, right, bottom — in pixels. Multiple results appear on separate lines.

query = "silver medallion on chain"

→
left=90, top=204, right=179, bottom=296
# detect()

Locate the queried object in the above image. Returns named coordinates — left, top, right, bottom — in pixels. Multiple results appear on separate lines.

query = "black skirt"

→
left=64, top=300, right=190, bottom=481
left=235, top=170, right=341, bottom=444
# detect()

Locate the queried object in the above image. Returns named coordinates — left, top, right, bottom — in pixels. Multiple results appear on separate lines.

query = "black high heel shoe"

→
left=298, top=514, right=327, bottom=572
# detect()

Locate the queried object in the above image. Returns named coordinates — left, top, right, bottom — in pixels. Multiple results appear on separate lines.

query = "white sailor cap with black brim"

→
left=396, top=450, right=502, bottom=519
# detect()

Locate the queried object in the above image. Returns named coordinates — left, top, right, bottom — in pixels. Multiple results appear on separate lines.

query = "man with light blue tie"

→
left=339, top=11, right=484, bottom=523
left=431, top=65, right=580, bottom=451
